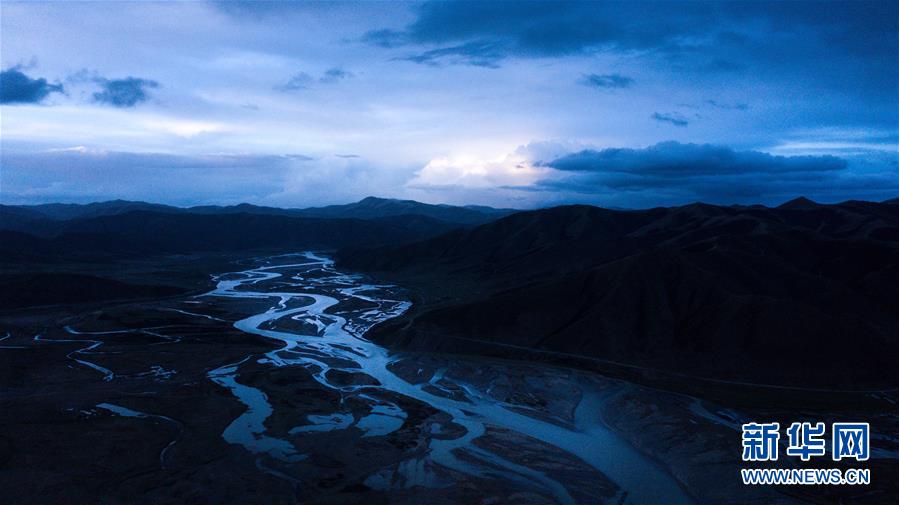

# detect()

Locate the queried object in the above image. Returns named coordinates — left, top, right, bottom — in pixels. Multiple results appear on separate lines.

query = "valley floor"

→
left=0, top=253, right=895, bottom=505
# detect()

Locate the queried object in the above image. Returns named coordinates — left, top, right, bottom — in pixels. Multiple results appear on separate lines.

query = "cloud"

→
left=0, top=148, right=315, bottom=205
left=406, top=142, right=579, bottom=191
left=361, top=29, right=406, bottom=48
left=1, top=144, right=418, bottom=207
left=400, top=41, right=507, bottom=68
left=0, top=67, right=64, bottom=104
left=546, top=142, right=847, bottom=176
left=210, top=1, right=338, bottom=20
left=528, top=141, right=891, bottom=207
left=706, top=99, right=748, bottom=111
left=92, top=77, right=159, bottom=107
left=362, top=1, right=701, bottom=65
left=770, top=127, right=899, bottom=156
left=277, top=68, right=354, bottom=91
left=360, top=1, right=897, bottom=114
left=582, top=73, right=633, bottom=89
left=402, top=140, right=895, bottom=208
left=652, top=112, right=688, bottom=127
left=278, top=72, right=314, bottom=91
left=319, top=67, right=353, bottom=83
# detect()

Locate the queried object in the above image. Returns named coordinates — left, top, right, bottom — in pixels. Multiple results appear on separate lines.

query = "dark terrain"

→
left=1, top=197, right=897, bottom=505
left=0, top=197, right=500, bottom=308
left=338, top=197, right=899, bottom=389
left=0, top=199, right=488, bottom=261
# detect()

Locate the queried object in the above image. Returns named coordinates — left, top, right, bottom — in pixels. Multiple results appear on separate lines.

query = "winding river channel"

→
left=202, top=253, right=695, bottom=505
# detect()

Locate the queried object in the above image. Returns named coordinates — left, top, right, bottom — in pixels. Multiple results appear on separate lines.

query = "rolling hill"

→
left=337, top=198, right=899, bottom=388
left=0, top=211, right=462, bottom=261
left=2, top=196, right=515, bottom=229
left=0, top=197, right=516, bottom=261
left=0, top=197, right=516, bottom=309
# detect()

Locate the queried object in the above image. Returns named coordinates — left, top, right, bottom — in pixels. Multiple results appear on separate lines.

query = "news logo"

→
left=741, top=422, right=780, bottom=462
left=832, top=423, right=870, bottom=462
left=786, top=422, right=826, bottom=461
left=740, top=421, right=871, bottom=486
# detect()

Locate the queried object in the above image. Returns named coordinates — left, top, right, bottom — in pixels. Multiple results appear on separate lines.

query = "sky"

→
left=1, top=0, right=896, bottom=209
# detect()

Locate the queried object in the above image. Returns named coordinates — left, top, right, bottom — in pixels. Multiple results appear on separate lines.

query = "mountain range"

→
left=337, top=197, right=899, bottom=388
left=0, top=197, right=513, bottom=261
left=4, top=195, right=898, bottom=388
left=0, top=197, right=515, bottom=308
left=2, top=196, right=514, bottom=224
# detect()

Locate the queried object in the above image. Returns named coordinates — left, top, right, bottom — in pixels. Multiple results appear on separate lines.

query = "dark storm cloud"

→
left=582, top=73, right=633, bottom=89
left=0, top=67, right=64, bottom=104
left=546, top=142, right=847, bottom=176
left=531, top=142, right=890, bottom=206
left=366, top=1, right=895, bottom=65
left=92, top=77, right=159, bottom=107
left=364, top=1, right=897, bottom=122
left=651, top=112, right=688, bottom=127
left=363, top=1, right=710, bottom=62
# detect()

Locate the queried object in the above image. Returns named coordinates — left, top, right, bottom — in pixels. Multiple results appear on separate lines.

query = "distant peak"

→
left=92, top=199, right=144, bottom=205
left=778, top=196, right=819, bottom=209
left=356, top=196, right=424, bottom=206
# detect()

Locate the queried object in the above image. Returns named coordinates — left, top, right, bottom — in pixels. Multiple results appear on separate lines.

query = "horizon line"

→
left=3, top=195, right=898, bottom=212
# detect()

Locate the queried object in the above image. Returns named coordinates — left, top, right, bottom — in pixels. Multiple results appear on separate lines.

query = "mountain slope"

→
left=294, top=196, right=516, bottom=224
left=4, top=197, right=516, bottom=228
left=0, top=272, right=186, bottom=309
left=1, top=211, right=461, bottom=262
left=8, top=200, right=180, bottom=220
left=337, top=200, right=899, bottom=388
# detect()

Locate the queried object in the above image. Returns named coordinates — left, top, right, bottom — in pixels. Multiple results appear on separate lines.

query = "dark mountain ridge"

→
left=0, top=197, right=515, bottom=309
left=5, top=200, right=181, bottom=221
left=2, top=196, right=515, bottom=226
left=337, top=198, right=899, bottom=388
left=296, top=196, right=516, bottom=224
left=0, top=197, right=516, bottom=261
